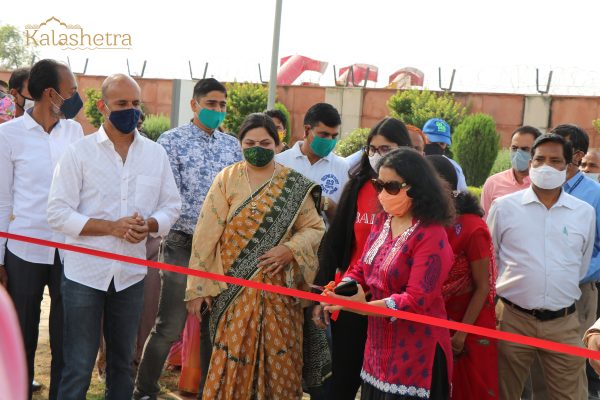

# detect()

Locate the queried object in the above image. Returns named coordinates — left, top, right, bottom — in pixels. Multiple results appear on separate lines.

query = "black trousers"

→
left=331, top=310, right=369, bottom=400
left=5, top=249, right=63, bottom=400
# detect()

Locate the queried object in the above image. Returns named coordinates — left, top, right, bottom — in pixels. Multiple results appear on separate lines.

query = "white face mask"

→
left=529, top=164, right=567, bottom=189
left=583, top=172, right=600, bottom=182
left=23, top=99, right=34, bottom=110
left=369, top=153, right=383, bottom=172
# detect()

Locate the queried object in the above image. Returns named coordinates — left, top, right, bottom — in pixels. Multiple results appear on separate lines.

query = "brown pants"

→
left=529, top=283, right=597, bottom=400
left=497, top=300, right=585, bottom=400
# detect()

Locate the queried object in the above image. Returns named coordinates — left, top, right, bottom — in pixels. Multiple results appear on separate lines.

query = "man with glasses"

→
left=481, top=126, right=542, bottom=217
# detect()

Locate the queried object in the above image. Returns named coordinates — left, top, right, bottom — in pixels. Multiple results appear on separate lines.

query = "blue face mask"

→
left=310, top=134, right=338, bottom=158
left=107, top=106, right=142, bottom=134
left=198, top=108, right=226, bottom=130
left=53, top=90, right=83, bottom=119
left=510, top=149, right=531, bottom=172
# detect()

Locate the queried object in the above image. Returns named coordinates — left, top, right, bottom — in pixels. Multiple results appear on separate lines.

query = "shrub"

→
left=335, top=128, right=370, bottom=157
left=83, top=88, right=104, bottom=128
left=468, top=186, right=483, bottom=200
left=142, top=114, right=171, bottom=141
left=489, top=149, right=511, bottom=176
left=453, top=113, right=500, bottom=187
left=386, top=89, right=467, bottom=133
left=223, top=82, right=268, bottom=135
left=593, top=119, right=600, bottom=135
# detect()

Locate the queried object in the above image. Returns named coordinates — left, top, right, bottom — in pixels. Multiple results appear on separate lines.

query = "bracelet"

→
left=384, top=297, right=398, bottom=322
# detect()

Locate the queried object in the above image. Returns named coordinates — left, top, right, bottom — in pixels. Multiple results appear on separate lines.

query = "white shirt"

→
left=276, top=141, right=350, bottom=203
left=446, top=157, right=468, bottom=192
left=0, top=110, right=84, bottom=265
left=487, top=187, right=595, bottom=311
left=47, top=127, right=181, bottom=292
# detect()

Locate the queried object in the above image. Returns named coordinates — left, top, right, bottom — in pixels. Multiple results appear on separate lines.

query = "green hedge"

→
left=335, top=128, right=370, bottom=157
left=142, top=114, right=171, bottom=141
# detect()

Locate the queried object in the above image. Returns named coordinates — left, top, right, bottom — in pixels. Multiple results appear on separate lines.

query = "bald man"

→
left=48, top=74, right=181, bottom=399
left=581, top=150, right=600, bottom=182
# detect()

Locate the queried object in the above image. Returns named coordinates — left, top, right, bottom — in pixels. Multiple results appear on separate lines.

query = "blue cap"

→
left=422, top=118, right=451, bottom=145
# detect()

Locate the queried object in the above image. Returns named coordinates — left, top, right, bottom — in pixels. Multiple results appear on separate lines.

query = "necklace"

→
left=245, top=162, right=277, bottom=215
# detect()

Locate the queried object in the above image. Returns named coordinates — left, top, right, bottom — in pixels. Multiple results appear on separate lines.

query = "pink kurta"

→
left=346, top=214, right=454, bottom=398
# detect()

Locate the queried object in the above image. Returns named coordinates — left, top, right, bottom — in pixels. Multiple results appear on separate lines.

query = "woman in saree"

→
left=427, top=155, right=499, bottom=400
left=185, top=113, right=325, bottom=400
left=324, top=148, right=455, bottom=400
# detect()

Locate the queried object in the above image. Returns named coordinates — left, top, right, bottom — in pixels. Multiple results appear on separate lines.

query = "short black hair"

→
left=531, top=133, right=573, bottom=165
left=264, top=109, right=287, bottom=128
left=28, top=59, right=69, bottom=101
left=303, top=103, right=341, bottom=128
left=550, top=124, right=589, bottom=154
left=427, top=155, right=483, bottom=217
left=511, top=125, right=542, bottom=140
left=0, top=80, right=7, bottom=89
left=379, top=148, right=455, bottom=225
left=8, top=67, right=30, bottom=92
left=238, top=113, right=280, bottom=145
left=193, top=78, right=227, bottom=100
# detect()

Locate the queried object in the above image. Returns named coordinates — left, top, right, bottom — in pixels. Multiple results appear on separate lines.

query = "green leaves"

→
left=83, top=88, right=104, bottom=129
left=387, top=89, right=467, bottom=133
left=335, top=128, right=370, bottom=157
left=453, top=113, right=500, bottom=187
left=222, top=82, right=290, bottom=139
left=223, top=83, right=268, bottom=135
left=142, top=114, right=170, bottom=141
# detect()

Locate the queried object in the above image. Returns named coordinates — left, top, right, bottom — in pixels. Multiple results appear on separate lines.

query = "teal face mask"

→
left=198, top=108, right=226, bottom=130
left=310, top=134, right=337, bottom=158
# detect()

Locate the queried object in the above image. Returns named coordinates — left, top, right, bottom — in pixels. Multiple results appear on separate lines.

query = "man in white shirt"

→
left=275, top=102, right=349, bottom=220
left=0, top=59, right=84, bottom=400
left=47, top=74, right=181, bottom=399
left=488, top=134, right=595, bottom=400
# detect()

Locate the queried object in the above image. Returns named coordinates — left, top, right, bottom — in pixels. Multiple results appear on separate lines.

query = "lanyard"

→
left=567, top=175, right=584, bottom=194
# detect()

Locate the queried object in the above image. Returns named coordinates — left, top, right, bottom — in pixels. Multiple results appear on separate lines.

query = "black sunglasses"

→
left=371, top=179, right=408, bottom=195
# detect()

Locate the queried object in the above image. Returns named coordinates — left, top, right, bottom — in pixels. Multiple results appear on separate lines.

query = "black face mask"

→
left=424, top=143, right=445, bottom=156
left=53, top=90, right=83, bottom=119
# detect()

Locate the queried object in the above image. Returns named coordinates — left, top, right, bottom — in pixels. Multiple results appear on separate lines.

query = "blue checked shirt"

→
left=158, top=123, right=242, bottom=234
left=564, top=171, right=600, bottom=283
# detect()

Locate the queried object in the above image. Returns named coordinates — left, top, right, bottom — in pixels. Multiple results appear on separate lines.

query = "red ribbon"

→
left=2, top=231, right=599, bottom=360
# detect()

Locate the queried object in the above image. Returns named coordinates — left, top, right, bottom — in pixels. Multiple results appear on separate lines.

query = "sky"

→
left=3, top=0, right=600, bottom=95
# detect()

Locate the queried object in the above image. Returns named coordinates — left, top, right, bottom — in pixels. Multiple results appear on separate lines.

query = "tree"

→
left=453, top=113, right=500, bottom=187
left=0, top=25, right=36, bottom=69
left=223, top=82, right=290, bottom=137
left=386, top=89, right=467, bottom=133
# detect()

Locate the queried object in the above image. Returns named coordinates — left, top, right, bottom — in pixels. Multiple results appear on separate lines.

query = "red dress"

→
left=346, top=214, right=454, bottom=399
left=443, top=214, right=499, bottom=400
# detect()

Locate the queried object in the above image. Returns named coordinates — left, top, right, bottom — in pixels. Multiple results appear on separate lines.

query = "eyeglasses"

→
left=364, top=145, right=397, bottom=156
left=371, top=179, right=408, bottom=195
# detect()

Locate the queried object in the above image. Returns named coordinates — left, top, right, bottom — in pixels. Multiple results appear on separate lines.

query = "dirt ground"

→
left=32, top=289, right=315, bottom=399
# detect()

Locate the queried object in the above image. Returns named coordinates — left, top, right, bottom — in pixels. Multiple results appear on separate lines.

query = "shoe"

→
left=31, top=380, right=42, bottom=392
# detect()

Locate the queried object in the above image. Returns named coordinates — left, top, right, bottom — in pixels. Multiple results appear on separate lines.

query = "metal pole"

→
left=267, top=0, right=283, bottom=110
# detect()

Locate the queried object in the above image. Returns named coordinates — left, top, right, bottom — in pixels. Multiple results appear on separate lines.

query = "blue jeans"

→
left=58, top=276, right=144, bottom=400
